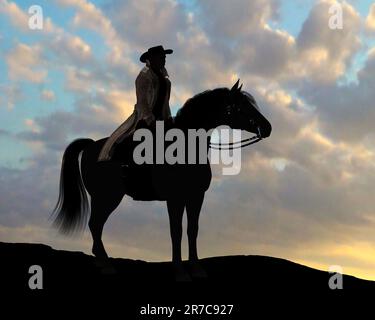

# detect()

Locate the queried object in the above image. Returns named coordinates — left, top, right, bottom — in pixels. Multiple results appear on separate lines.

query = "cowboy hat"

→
left=140, top=45, right=173, bottom=63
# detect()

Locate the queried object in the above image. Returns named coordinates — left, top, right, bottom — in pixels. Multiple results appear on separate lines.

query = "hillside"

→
left=0, top=241, right=372, bottom=316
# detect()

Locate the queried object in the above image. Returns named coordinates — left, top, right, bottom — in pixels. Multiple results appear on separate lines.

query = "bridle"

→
left=209, top=101, right=263, bottom=150
left=209, top=127, right=262, bottom=150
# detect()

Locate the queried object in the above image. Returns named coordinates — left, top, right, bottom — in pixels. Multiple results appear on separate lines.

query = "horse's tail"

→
left=52, top=138, right=94, bottom=235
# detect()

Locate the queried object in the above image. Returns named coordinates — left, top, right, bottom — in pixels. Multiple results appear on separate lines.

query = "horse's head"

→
left=219, top=80, right=272, bottom=139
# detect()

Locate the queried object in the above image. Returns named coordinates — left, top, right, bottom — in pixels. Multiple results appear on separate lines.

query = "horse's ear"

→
left=231, top=79, right=240, bottom=92
left=238, top=83, right=243, bottom=91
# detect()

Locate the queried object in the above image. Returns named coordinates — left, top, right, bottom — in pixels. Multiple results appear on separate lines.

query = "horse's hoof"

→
left=189, top=262, right=208, bottom=279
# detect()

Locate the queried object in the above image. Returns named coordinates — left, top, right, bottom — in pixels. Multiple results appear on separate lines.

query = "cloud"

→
left=40, top=89, right=55, bottom=101
left=236, top=25, right=296, bottom=79
left=0, top=129, right=10, bottom=136
left=47, top=34, right=92, bottom=64
left=0, top=0, right=29, bottom=31
left=1, top=0, right=95, bottom=72
left=295, top=0, right=361, bottom=83
left=15, top=85, right=137, bottom=152
left=103, top=0, right=188, bottom=49
left=230, top=0, right=362, bottom=85
left=366, top=3, right=375, bottom=33
left=0, top=84, right=23, bottom=110
left=297, top=47, right=375, bottom=143
left=197, top=0, right=280, bottom=39
left=5, top=43, right=47, bottom=83
left=64, top=67, right=96, bottom=93
left=57, top=0, right=139, bottom=75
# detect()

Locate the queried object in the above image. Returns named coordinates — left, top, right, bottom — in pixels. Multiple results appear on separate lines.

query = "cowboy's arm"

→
left=164, top=74, right=173, bottom=125
left=135, top=74, right=155, bottom=125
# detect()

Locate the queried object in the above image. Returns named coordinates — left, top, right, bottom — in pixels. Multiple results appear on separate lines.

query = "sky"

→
left=1, top=0, right=375, bottom=281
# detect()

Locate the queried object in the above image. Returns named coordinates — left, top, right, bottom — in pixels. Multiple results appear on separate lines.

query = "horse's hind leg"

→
left=167, top=198, right=185, bottom=263
left=186, top=191, right=207, bottom=278
left=89, top=192, right=123, bottom=259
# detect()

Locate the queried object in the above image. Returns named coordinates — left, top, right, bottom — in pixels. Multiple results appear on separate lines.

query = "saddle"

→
left=105, top=118, right=208, bottom=201
left=109, top=124, right=165, bottom=201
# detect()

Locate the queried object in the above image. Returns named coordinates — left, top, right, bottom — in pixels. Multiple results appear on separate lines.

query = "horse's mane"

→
left=176, top=87, right=230, bottom=119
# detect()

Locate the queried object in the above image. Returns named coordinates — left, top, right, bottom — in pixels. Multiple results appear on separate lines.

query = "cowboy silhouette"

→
left=98, top=45, right=174, bottom=162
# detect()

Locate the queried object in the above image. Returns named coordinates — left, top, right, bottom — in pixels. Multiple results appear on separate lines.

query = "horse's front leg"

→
left=186, top=191, right=207, bottom=278
left=167, top=198, right=190, bottom=281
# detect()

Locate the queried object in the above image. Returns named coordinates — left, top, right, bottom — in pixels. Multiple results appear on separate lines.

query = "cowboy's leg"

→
left=98, top=139, right=116, bottom=161
left=98, top=117, right=138, bottom=162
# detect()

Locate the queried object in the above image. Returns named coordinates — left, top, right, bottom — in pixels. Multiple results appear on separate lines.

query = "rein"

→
left=209, top=128, right=263, bottom=150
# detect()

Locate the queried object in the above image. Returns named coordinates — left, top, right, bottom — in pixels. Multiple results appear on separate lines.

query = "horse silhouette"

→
left=52, top=80, right=272, bottom=280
